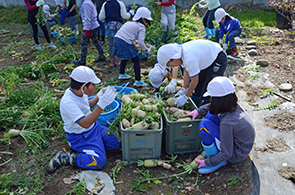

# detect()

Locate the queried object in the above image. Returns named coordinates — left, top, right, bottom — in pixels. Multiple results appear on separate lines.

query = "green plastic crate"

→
left=163, top=97, right=202, bottom=154
left=121, top=117, right=163, bottom=162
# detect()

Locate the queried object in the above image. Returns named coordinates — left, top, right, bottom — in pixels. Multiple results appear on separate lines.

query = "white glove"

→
left=36, top=0, right=45, bottom=7
left=174, top=87, right=187, bottom=97
left=175, top=95, right=188, bottom=108
left=146, top=46, right=152, bottom=53
left=97, top=86, right=118, bottom=110
left=96, top=89, right=104, bottom=99
left=165, top=79, right=177, bottom=94
left=198, top=4, right=205, bottom=8
left=130, top=9, right=135, bottom=16
left=219, top=39, right=222, bottom=45
left=223, top=43, right=228, bottom=51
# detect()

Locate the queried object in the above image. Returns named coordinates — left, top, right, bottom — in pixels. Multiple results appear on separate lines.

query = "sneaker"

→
left=36, top=44, right=42, bottom=51
left=133, top=80, right=148, bottom=87
left=72, top=60, right=86, bottom=66
left=118, top=73, right=131, bottom=80
left=48, top=42, right=57, bottom=49
left=48, top=151, right=77, bottom=172
left=94, top=56, right=106, bottom=62
left=230, top=50, right=238, bottom=57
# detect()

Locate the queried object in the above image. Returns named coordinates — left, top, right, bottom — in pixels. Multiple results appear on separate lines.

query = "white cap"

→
left=133, top=7, right=153, bottom=21
left=148, top=63, right=168, bottom=88
left=215, top=8, right=229, bottom=23
left=43, top=4, right=50, bottom=15
left=157, top=43, right=182, bottom=67
left=70, top=66, right=101, bottom=84
left=203, top=76, right=235, bottom=97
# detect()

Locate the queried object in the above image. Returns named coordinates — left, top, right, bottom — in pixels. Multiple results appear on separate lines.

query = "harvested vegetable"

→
left=130, top=121, right=149, bottom=130
left=35, top=6, right=47, bottom=26
left=122, top=119, right=131, bottom=128
left=166, top=98, right=177, bottom=106
left=131, top=108, right=146, bottom=118
left=190, top=154, right=206, bottom=169
left=122, top=95, right=133, bottom=104
left=4, top=129, right=21, bottom=138
left=176, top=117, right=192, bottom=121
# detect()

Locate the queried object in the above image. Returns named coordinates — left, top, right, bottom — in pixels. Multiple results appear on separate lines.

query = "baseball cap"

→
left=157, top=43, right=182, bottom=67
left=215, top=8, right=229, bottom=23
left=70, top=66, right=101, bottom=84
left=133, top=7, right=153, bottom=21
left=148, top=63, right=168, bottom=88
left=203, top=76, right=235, bottom=97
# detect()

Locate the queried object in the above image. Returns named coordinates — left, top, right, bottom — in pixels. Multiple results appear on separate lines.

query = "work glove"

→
left=174, top=87, right=187, bottom=97
left=97, top=86, right=118, bottom=110
left=175, top=94, right=188, bottom=108
left=219, top=39, right=222, bottom=45
left=146, top=46, right=152, bottom=53
left=58, top=9, right=63, bottom=14
left=165, top=79, right=177, bottom=94
left=223, top=43, right=228, bottom=51
left=85, top=30, right=91, bottom=38
left=129, top=9, right=135, bottom=16
left=36, top=0, right=44, bottom=7
left=194, top=158, right=206, bottom=169
left=198, top=4, right=205, bottom=9
left=96, top=89, right=104, bottom=100
left=66, top=11, right=71, bottom=17
left=187, top=109, right=199, bottom=120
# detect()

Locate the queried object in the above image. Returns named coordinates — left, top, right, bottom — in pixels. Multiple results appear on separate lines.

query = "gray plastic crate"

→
left=121, top=116, right=163, bottom=162
left=163, top=97, right=202, bottom=154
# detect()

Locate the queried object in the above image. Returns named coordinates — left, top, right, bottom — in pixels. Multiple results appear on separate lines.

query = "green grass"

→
left=0, top=6, right=28, bottom=24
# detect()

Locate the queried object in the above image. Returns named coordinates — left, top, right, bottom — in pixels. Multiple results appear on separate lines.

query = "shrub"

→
left=269, top=0, right=295, bottom=23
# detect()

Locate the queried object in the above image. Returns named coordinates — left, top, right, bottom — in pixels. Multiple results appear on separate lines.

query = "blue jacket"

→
left=219, top=17, right=241, bottom=43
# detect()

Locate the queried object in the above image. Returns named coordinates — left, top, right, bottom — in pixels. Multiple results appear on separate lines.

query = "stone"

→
left=279, top=83, right=292, bottom=91
left=248, top=49, right=258, bottom=56
left=247, top=40, right=257, bottom=45
left=246, top=45, right=256, bottom=49
left=235, top=37, right=244, bottom=44
left=256, top=59, right=269, bottom=67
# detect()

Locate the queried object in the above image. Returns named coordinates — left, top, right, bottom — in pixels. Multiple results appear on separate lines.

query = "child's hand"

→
left=219, top=39, right=223, bottom=44
left=222, top=43, right=228, bottom=51
left=194, top=159, right=206, bottom=168
left=129, top=9, right=135, bottom=16
left=155, top=2, right=161, bottom=6
left=198, top=4, right=205, bottom=9
left=66, top=11, right=71, bottom=17
left=145, top=46, right=152, bottom=53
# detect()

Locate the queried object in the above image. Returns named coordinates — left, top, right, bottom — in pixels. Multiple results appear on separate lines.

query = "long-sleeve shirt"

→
left=197, top=103, right=255, bottom=167
left=202, top=0, right=220, bottom=10
left=219, top=17, right=242, bottom=44
left=99, top=0, right=130, bottom=24
left=81, top=0, right=99, bottom=30
left=115, top=21, right=148, bottom=51
left=24, top=0, right=37, bottom=11
left=159, top=0, right=175, bottom=14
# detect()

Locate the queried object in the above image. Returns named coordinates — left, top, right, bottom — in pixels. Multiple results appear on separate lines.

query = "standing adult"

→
left=24, top=0, right=57, bottom=51
left=151, top=40, right=227, bottom=107
left=63, top=0, right=78, bottom=33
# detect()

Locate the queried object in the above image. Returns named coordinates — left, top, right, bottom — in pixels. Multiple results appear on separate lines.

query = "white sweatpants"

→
left=160, top=11, right=176, bottom=33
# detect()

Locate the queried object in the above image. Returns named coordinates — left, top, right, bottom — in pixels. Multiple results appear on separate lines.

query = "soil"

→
left=1, top=7, right=295, bottom=194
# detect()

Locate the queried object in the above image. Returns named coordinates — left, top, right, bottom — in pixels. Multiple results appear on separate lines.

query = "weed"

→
left=65, top=181, right=87, bottom=195
left=250, top=74, right=259, bottom=81
left=253, top=102, right=278, bottom=111
left=228, top=174, right=244, bottom=188
left=242, top=65, right=262, bottom=72
left=250, top=35, right=276, bottom=45
left=261, top=88, right=279, bottom=96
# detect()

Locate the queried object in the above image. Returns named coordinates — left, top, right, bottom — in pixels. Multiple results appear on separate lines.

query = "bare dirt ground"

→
left=1, top=11, right=295, bottom=195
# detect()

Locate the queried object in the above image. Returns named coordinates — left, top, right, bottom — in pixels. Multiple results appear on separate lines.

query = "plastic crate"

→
left=114, top=83, right=138, bottom=107
left=138, top=51, right=150, bottom=59
left=163, top=97, right=203, bottom=154
left=60, top=36, right=76, bottom=43
left=121, top=117, right=163, bottom=162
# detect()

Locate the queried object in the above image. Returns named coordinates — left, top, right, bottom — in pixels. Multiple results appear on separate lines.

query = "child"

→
left=24, top=0, right=57, bottom=51
left=198, top=0, right=221, bottom=38
left=150, top=40, right=227, bottom=107
left=112, top=7, right=153, bottom=87
left=99, top=0, right=131, bottom=67
left=48, top=66, right=120, bottom=172
left=43, top=5, right=58, bottom=25
left=72, top=0, right=106, bottom=66
left=187, top=76, right=255, bottom=174
left=63, top=0, right=78, bottom=33
left=155, top=0, right=176, bottom=42
left=214, top=8, right=242, bottom=57
left=95, top=0, right=107, bottom=45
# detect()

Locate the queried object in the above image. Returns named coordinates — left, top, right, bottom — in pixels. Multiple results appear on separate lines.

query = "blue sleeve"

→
left=225, top=19, right=241, bottom=43
left=219, top=23, right=225, bottom=40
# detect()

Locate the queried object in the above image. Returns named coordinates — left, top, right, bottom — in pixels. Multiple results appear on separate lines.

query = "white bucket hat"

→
left=157, top=43, right=182, bottom=67
left=70, top=66, right=101, bottom=84
left=148, top=63, right=168, bottom=88
left=43, top=4, right=50, bottom=15
left=215, top=8, right=229, bottom=23
left=203, top=76, right=235, bottom=97
left=133, top=7, right=153, bottom=21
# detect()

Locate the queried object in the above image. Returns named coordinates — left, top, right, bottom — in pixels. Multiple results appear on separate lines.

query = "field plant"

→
left=250, top=35, right=276, bottom=45
left=241, top=65, right=262, bottom=72
left=270, top=0, right=295, bottom=23
left=253, top=102, right=278, bottom=111
left=250, top=74, right=259, bottom=81
left=65, top=182, right=87, bottom=195
left=261, top=88, right=279, bottom=96
left=228, top=174, right=244, bottom=188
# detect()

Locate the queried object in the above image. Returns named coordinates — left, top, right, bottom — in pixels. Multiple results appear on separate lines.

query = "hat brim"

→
left=150, top=81, right=162, bottom=88
left=203, top=91, right=210, bottom=97
left=90, top=77, right=101, bottom=84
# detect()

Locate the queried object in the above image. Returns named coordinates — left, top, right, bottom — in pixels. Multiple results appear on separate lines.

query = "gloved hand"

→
left=174, top=87, right=187, bottom=97
left=175, top=94, right=188, bottom=107
left=195, top=158, right=206, bottom=168
left=198, top=4, right=205, bottom=8
left=36, top=0, right=44, bottom=7
left=187, top=109, right=199, bottom=120
left=129, top=9, right=135, bottom=16
left=96, top=89, right=104, bottom=100
left=97, top=86, right=118, bottom=110
left=146, top=46, right=152, bottom=53
left=85, top=30, right=91, bottom=38
left=58, top=9, right=63, bottom=14
left=223, top=43, right=228, bottom=51
left=165, top=79, right=177, bottom=94
left=219, top=39, right=222, bottom=45
left=66, top=11, right=71, bottom=17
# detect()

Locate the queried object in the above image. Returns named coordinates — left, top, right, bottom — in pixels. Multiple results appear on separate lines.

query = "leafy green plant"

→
left=65, top=181, right=87, bottom=195
left=253, top=102, right=278, bottom=111
left=241, top=65, right=262, bottom=72
left=250, top=35, right=276, bottom=45
left=250, top=74, right=259, bottom=81
left=261, top=88, right=279, bottom=96
left=228, top=174, right=244, bottom=188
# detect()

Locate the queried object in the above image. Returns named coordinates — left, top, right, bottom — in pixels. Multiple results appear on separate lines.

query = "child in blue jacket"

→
left=214, top=8, right=242, bottom=57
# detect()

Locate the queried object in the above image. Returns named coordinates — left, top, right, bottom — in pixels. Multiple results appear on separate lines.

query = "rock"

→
left=247, top=40, right=257, bottom=45
left=241, top=32, right=246, bottom=38
left=256, top=59, right=269, bottom=67
left=235, top=37, right=244, bottom=44
left=246, top=45, right=256, bottom=50
left=248, top=49, right=258, bottom=56
left=279, top=83, right=292, bottom=91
